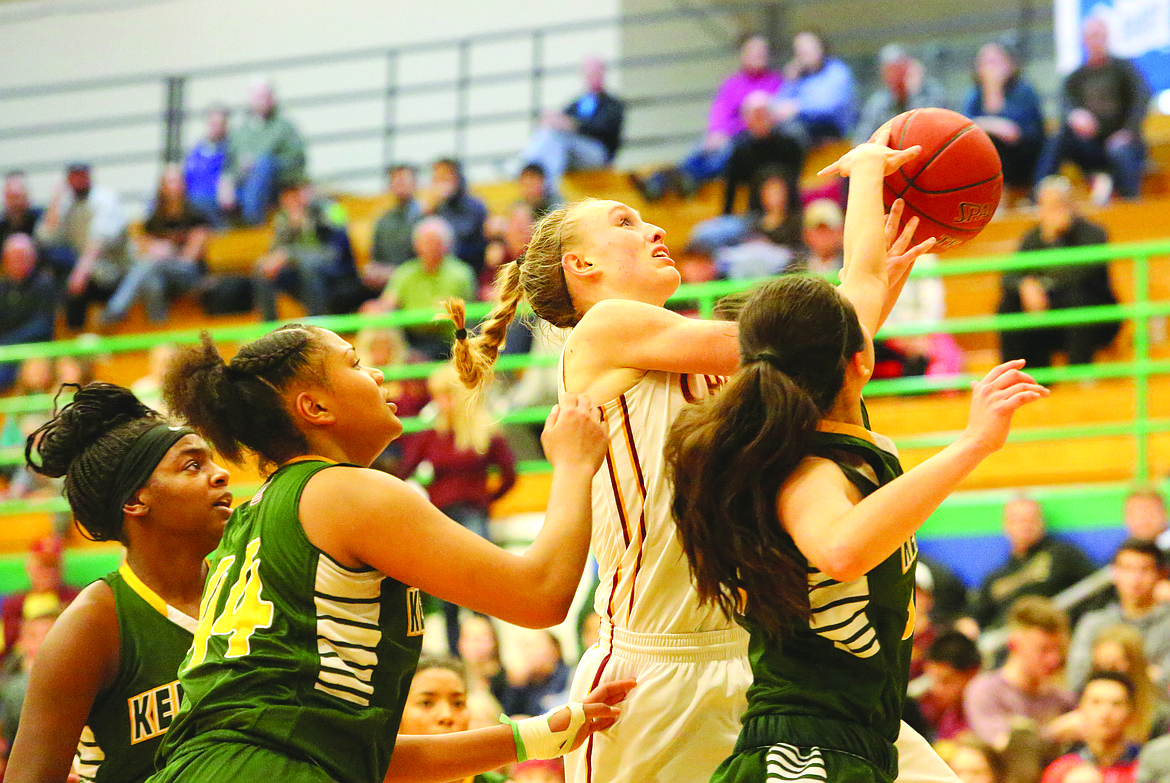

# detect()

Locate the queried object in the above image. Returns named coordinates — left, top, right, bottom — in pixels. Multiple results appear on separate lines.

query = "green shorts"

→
left=146, top=736, right=334, bottom=783
left=712, top=742, right=895, bottom=783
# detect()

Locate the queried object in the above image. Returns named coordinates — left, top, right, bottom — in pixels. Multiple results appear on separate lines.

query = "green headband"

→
left=111, top=423, right=194, bottom=520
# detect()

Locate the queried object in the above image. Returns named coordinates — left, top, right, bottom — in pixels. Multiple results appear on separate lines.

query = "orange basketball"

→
left=883, top=107, right=1003, bottom=253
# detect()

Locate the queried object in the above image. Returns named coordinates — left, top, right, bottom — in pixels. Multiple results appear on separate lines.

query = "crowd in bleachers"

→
left=0, top=12, right=1164, bottom=782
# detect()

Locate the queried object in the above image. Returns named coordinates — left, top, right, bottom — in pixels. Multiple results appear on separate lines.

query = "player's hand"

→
left=884, top=198, right=936, bottom=279
left=547, top=678, right=636, bottom=751
left=960, top=359, right=1048, bottom=456
left=541, top=395, right=606, bottom=474
left=818, top=125, right=920, bottom=178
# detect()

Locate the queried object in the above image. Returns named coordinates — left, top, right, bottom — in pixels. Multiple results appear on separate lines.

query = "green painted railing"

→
left=1, top=239, right=1168, bottom=519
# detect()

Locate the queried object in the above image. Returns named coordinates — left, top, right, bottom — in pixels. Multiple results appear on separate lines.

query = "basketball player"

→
left=445, top=130, right=933, bottom=783
left=7, top=382, right=232, bottom=783
left=665, top=138, right=1047, bottom=783
left=146, top=325, right=632, bottom=783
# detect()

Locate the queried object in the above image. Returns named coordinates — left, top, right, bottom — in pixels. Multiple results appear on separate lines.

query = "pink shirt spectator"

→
left=707, top=69, right=784, bottom=138
left=916, top=690, right=969, bottom=741
left=964, top=669, right=1077, bottom=745
left=1041, top=746, right=1141, bottom=783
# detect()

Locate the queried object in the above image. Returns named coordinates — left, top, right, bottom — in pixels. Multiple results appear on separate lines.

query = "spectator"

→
left=395, top=365, right=516, bottom=654
left=393, top=655, right=507, bottom=782
left=964, top=596, right=1077, bottom=748
left=456, top=615, right=509, bottom=728
left=498, top=630, right=570, bottom=717
left=772, top=29, right=858, bottom=146
left=0, top=536, right=79, bottom=658
left=517, top=163, right=560, bottom=220
left=0, top=235, right=57, bottom=391
left=997, top=175, right=1119, bottom=369
left=102, top=164, right=211, bottom=327
left=225, top=79, right=308, bottom=225
left=916, top=629, right=983, bottom=742
left=971, top=495, right=1098, bottom=630
left=854, top=44, right=949, bottom=144
left=710, top=166, right=803, bottom=279
left=878, top=253, right=966, bottom=378
left=1034, top=15, right=1150, bottom=203
left=1085, top=624, right=1170, bottom=742
left=964, top=42, right=1047, bottom=195
left=721, top=91, right=804, bottom=216
left=789, top=197, right=844, bottom=277
left=920, top=553, right=973, bottom=626
left=35, top=163, right=130, bottom=330
left=517, top=56, right=624, bottom=185
left=0, top=608, right=57, bottom=750
left=429, top=158, right=489, bottom=275
left=483, top=203, right=536, bottom=300
left=1067, top=540, right=1170, bottom=693
left=0, top=171, right=43, bottom=248
left=1040, top=671, right=1141, bottom=783
left=630, top=34, right=783, bottom=201
left=947, top=737, right=1008, bottom=783
left=252, top=178, right=358, bottom=321
left=365, top=163, right=424, bottom=299
left=365, top=216, right=475, bottom=360
left=1121, top=488, right=1170, bottom=551
left=184, top=104, right=231, bottom=225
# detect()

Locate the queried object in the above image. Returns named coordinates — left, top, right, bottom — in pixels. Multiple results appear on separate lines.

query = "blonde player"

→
left=446, top=131, right=933, bottom=783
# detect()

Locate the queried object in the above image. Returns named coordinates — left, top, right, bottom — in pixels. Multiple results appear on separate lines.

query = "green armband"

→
left=499, top=713, right=528, bottom=762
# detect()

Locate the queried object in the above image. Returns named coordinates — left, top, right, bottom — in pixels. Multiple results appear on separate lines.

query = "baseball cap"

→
left=803, top=199, right=844, bottom=230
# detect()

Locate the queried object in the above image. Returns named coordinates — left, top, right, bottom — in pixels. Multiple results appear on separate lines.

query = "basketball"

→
left=883, top=107, right=1003, bottom=252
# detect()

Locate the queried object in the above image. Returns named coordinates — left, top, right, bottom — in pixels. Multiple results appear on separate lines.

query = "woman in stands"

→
left=445, top=128, right=933, bottom=783
left=147, top=324, right=631, bottom=783
left=664, top=140, right=1047, bottom=783
left=7, top=382, right=231, bottom=783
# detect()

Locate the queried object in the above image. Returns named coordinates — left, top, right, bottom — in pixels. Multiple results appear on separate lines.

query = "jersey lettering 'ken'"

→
left=128, top=680, right=183, bottom=744
left=807, top=567, right=879, bottom=659
left=314, top=554, right=390, bottom=707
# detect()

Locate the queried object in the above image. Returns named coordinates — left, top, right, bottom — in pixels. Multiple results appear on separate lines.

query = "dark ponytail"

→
left=162, top=325, right=324, bottom=472
left=26, top=383, right=163, bottom=542
left=666, top=275, right=865, bottom=639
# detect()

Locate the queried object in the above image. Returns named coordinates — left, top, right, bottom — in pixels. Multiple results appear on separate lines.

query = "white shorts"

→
left=895, top=722, right=960, bottom=783
left=565, top=624, right=751, bottom=783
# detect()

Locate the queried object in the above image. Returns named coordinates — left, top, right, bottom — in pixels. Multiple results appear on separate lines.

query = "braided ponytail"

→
left=163, top=325, right=324, bottom=472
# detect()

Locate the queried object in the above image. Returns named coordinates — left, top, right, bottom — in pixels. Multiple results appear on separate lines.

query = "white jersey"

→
left=561, top=358, right=732, bottom=635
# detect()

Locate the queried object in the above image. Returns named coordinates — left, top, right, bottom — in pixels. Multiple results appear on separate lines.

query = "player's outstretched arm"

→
left=6, top=582, right=119, bottom=783
left=383, top=679, right=635, bottom=783
left=300, top=395, right=606, bottom=629
left=780, top=360, right=1047, bottom=583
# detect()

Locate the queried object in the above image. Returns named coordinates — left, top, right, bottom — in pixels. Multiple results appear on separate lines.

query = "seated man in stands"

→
left=789, top=197, right=845, bottom=277
left=0, top=171, right=43, bottom=248
left=517, top=56, right=624, bottom=185
left=772, top=29, right=857, bottom=146
left=226, top=79, right=308, bottom=225
left=34, top=162, right=131, bottom=331
left=1122, top=488, right=1170, bottom=551
left=0, top=235, right=56, bottom=391
left=184, top=104, right=231, bottom=226
left=252, top=177, right=357, bottom=321
left=1034, top=15, right=1149, bottom=204
left=363, top=216, right=475, bottom=360
left=428, top=158, right=489, bottom=276
left=1066, top=540, right=1170, bottom=692
left=721, top=91, right=804, bottom=217
left=364, top=163, right=424, bottom=301
left=971, top=494, right=1098, bottom=631
left=853, top=43, right=948, bottom=144
left=997, top=175, right=1119, bottom=368
left=915, top=629, right=983, bottom=742
left=630, top=34, right=783, bottom=201
left=965, top=596, right=1078, bottom=749
left=102, top=163, right=211, bottom=326
left=517, top=163, right=560, bottom=220
left=1040, top=671, right=1142, bottom=783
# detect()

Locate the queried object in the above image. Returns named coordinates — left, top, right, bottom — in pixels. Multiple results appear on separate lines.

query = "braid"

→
left=228, top=327, right=314, bottom=382
left=447, top=260, right=524, bottom=392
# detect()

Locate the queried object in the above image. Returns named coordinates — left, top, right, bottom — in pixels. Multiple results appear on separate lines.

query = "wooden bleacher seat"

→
left=204, top=224, right=273, bottom=274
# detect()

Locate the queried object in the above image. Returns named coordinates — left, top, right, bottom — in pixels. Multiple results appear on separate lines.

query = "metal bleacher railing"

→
left=1, top=238, right=1169, bottom=521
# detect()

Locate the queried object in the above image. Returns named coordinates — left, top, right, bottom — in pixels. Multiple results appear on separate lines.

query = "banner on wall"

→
left=1055, top=0, right=1170, bottom=95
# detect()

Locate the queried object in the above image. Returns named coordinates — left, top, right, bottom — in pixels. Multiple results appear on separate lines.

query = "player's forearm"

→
left=384, top=726, right=516, bottom=783
left=840, top=158, right=889, bottom=333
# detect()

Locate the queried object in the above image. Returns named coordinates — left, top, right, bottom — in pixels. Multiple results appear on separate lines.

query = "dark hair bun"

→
left=28, top=383, right=158, bottom=478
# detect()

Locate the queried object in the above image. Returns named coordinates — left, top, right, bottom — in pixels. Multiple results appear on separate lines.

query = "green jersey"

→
left=157, top=460, right=425, bottom=783
left=77, top=566, right=196, bottom=783
left=738, top=423, right=916, bottom=770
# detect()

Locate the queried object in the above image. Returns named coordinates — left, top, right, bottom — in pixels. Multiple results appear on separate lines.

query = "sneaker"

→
left=629, top=172, right=664, bottom=202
